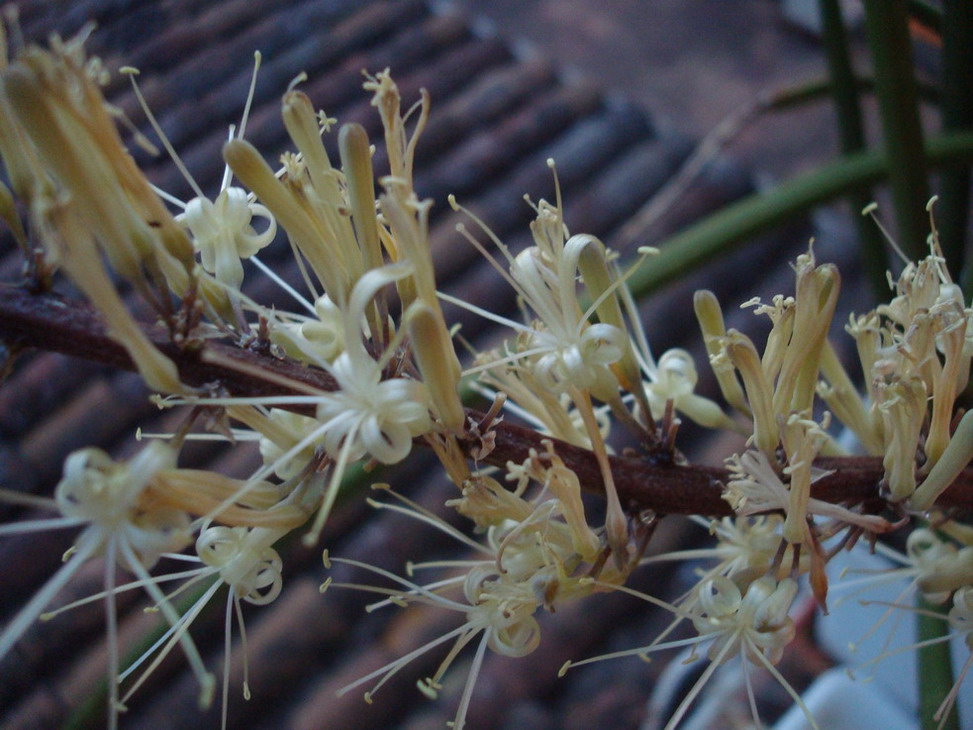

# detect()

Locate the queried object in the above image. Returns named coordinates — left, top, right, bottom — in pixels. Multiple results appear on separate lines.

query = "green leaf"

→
left=628, top=133, right=973, bottom=299
left=917, top=594, right=960, bottom=730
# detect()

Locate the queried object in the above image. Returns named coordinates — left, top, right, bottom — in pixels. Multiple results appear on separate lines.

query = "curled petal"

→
left=579, top=323, right=625, bottom=365
left=488, top=615, right=541, bottom=658
left=239, top=548, right=284, bottom=605
left=360, top=417, right=413, bottom=465
left=696, top=576, right=742, bottom=619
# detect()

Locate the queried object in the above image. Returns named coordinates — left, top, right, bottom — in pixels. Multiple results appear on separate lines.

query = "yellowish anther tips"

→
left=447, top=194, right=459, bottom=211
left=321, top=549, right=332, bottom=568
left=143, top=606, right=160, bottom=614
left=417, top=678, right=439, bottom=699
left=546, top=157, right=556, bottom=169
left=287, top=71, right=307, bottom=92
left=363, top=691, right=373, bottom=705
left=926, top=194, right=939, bottom=212
left=405, top=560, right=416, bottom=577
left=557, top=660, right=572, bottom=677
left=253, top=50, right=262, bottom=65
left=243, top=682, right=252, bottom=701
left=39, top=612, right=54, bottom=622
left=636, top=245, right=659, bottom=256
left=119, top=66, right=138, bottom=75
left=861, top=202, right=879, bottom=216
left=319, top=577, right=333, bottom=594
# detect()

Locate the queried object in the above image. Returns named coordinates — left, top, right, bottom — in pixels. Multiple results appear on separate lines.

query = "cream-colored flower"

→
left=644, top=348, right=739, bottom=431
left=177, top=186, right=276, bottom=289
left=322, top=475, right=605, bottom=730
left=0, top=444, right=212, bottom=727
left=724, top=449, right=890, bottom=534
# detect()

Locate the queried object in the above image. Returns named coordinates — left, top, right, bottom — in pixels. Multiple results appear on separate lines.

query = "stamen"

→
left=121, top=67, right=205, bottom=201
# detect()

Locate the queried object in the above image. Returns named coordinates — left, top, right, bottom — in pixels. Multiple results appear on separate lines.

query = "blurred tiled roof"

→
left=0, top=2, right=832, bottom=728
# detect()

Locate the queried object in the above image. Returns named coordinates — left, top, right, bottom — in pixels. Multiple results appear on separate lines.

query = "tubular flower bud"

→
left=724, top=330, right=779, bottom=456
left=406, top=301, right=465, bottom=432
left=224, top=137, right=351, bottom=305
left=772, top=254, right=839, bottom=416
left=877, top=377, right=926, bottom=501
left=694, top=289, right=751, bottom=417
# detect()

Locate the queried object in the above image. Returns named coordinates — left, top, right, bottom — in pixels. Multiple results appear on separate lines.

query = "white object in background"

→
left=802, top=547, right=972, bottom=729
left=773, top=668, right=914, bottom=730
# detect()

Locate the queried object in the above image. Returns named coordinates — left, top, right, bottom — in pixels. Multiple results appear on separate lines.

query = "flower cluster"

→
left=322, top=462, right=614, bottom=730
left=0, top=22, right=971, bottom=730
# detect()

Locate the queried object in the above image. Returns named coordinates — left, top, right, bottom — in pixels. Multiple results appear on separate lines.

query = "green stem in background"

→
left=940, top=0, right=973, bottom=287
left=862, top=0, right=930, bottom=260
left=917, top=594, right=960, bottom=730
left=618, top=77, right=862, bottom=247
left=616, top=75, right=941, bottom=255
left=819, top=0, right=888, bottom=301
left=628, top=133, right=973, bottom=298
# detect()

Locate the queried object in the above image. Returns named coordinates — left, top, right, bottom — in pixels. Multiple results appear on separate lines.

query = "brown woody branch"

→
left=2, top=285, right=971, bottom=517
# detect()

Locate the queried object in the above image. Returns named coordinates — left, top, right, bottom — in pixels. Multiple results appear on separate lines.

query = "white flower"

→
left=177, top=186, right=276, bottom=289
left=292, top=266, right=434, bottom=545
left=0, top=443, right=212, bottom=728
left=323, top=552, right=544, bottom=730
left=321, top=476, right=609, bottom=730
left=508, top=245, right=627, bottom=394
left=692, top=575, right=797, bottom=666
left=123, top=55, right=276, bottom=291
left=905, top=528, right=973, bottom=603
left=54, top=444, right=190, bottom=568
left=315, top=349, right=431, bottom=465
left=92, top=524, right=287, bottom=730
left=949, top=585, right=973, bottom=647
left=270, top=294, right=346, bottom=365
left=562, top=573, right=815, bottom=730
left=643, top=348, right=739, bottom=431
left=640, top=515, right=795, bottom=590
